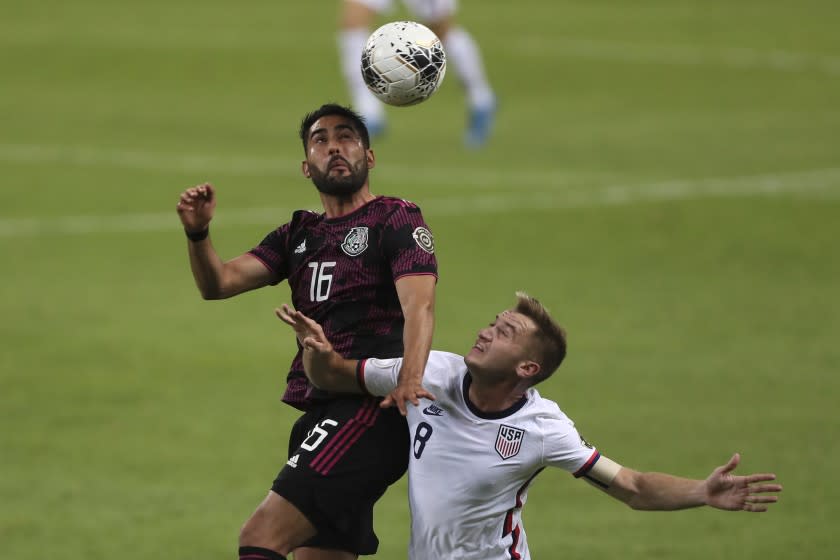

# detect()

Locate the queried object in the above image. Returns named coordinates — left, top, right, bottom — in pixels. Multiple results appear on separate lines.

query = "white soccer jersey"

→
left=359, top=351, right=601, bottom=560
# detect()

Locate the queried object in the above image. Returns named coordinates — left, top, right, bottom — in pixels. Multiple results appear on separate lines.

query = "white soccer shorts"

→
left=350, top=0, right=457, bottom=22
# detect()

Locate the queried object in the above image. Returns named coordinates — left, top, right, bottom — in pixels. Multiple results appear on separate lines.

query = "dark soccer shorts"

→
left=272, top=396, right=409, bottom=555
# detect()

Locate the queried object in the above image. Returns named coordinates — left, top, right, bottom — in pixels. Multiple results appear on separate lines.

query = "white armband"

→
left=586, top=456, right=622, bottom=488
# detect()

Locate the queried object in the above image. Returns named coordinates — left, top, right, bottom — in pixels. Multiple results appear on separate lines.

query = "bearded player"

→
left=176, top=103, right=438, bottom=560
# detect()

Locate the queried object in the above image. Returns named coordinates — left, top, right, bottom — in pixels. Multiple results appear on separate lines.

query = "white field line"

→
left=0, top=143, right=298, bottom=177
left=513, top=37, right=840, bottom=76
left=1, top=168, right=838, bottom=238
left=0, top=143, right=613, bottom=187
left=4, top=23, right=838, bottom=76
left=422, top=168, right=840, bottom=213
left=0, top=25, right=310, bottom=50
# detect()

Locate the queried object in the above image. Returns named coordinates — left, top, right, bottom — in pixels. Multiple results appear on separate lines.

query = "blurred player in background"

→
left=339, top=0, right=497, bottom=147
left=176, top=103, right=437, bottom=560
left=278, top=292, right=783, bottom=560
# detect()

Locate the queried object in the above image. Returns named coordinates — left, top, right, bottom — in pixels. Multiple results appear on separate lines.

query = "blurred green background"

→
left=2, top=0, right=838, bottom=558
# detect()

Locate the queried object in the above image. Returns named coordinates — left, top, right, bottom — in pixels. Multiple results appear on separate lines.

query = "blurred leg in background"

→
left=338, top=0, right=389, bottom=137
left=338, top=0, right=496, bottom=146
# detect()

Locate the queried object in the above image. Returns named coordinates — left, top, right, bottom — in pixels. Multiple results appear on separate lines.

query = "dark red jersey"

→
left=249, top=196, right=438, bottom=410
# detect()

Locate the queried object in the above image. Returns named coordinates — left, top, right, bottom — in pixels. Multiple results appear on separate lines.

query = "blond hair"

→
left=514, top=291, right=567, bottom=385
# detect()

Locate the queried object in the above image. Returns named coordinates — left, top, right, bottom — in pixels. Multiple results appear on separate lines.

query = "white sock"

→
left=442, top=27, right=495, bottom=109
left=338, top=29, right=386, bottom=124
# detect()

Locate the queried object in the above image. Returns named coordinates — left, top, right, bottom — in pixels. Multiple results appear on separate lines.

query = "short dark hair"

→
left=299, top=103, right=370, bottom=152
left=514, top=291, right=567, bottom=385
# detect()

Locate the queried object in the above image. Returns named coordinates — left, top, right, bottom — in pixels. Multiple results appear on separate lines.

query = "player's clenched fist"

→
left=177, top=183, right=216, bottom=233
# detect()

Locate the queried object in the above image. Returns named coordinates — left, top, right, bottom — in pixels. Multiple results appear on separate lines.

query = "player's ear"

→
left=516, top=360, right=541, bottom=380
left=301, top=160, right=311, bottom=178
left=366, top=149, right=375, bottom=170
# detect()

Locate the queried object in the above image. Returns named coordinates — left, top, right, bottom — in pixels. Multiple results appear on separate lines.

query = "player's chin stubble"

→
left=309, top=161, right=368, bottom=196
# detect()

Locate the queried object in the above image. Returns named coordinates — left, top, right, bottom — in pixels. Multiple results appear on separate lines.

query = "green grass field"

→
left=2, top=0, right=839, bottom=558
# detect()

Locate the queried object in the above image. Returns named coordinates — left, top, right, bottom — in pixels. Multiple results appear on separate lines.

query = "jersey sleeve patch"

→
left=381, top=205, right=437, bottom=279
left=412, top=226, right=435, bottom=254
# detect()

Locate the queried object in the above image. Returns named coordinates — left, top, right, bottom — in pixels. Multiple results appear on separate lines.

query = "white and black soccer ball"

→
left=361, top=21, right=447, bottom=107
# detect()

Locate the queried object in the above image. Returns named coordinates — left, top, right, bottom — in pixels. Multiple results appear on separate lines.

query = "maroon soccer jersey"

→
left=249, top=196, right=438, bottom=410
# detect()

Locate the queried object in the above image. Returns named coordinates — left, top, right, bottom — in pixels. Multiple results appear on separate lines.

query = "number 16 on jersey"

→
left=308, top=261, right=336, bottom=302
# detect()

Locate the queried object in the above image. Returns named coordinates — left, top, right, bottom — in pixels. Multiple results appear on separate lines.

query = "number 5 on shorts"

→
left=300, top=419, right=338, bottom=451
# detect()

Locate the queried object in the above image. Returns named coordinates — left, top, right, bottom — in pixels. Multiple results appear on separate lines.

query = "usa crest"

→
left=341, top=227, right=369, bottom=256
left=495, top=425, right=525, bottom=460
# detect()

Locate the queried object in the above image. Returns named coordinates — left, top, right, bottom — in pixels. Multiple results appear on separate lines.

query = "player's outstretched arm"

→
left=275, top=304, right=361, bottom=394
left=176, top=183, right=274, bottom=299
left=600, top=453, right=781, bottom=512
left=382, top=274, right=437, bottom=414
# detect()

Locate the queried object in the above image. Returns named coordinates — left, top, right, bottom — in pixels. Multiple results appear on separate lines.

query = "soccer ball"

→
left=361, top=21, right=447, bottom=107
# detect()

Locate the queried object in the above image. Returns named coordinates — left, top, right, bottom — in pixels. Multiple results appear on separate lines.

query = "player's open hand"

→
left=380, top=374, right=436, bottom=416
left=275, top=304, right=333, bottom=355
left=704, top=453, right=782, bottom=512
left=177, top=183, right=216, bottom=233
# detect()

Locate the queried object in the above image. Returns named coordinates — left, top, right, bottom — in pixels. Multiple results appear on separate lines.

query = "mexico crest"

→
left=341, top=227, right=369, bottom=256
left=495, top=425, right=525, bottom=460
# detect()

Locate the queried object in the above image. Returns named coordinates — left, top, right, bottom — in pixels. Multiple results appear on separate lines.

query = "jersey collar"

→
left=322, top=195, right=382, bottom=223
left=462, top=371, right=529, bottom=419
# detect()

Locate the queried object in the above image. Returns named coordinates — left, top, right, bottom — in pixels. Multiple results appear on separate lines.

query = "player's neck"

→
left=467, top=378, right=527, bottom=413
left=320, top=188, right=377, bottom=219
